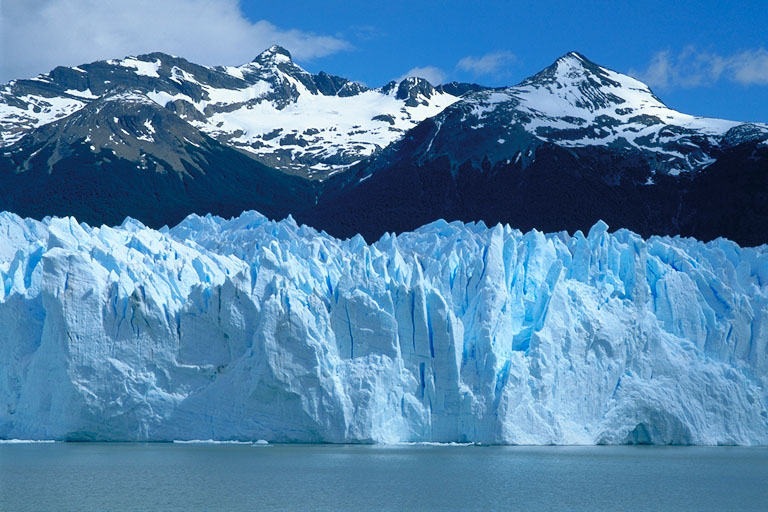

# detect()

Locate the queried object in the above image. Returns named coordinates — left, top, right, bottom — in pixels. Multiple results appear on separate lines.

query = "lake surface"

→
left=1, top=443, right=767, bottom=511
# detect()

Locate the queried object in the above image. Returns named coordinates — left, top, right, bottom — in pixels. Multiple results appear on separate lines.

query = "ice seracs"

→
left=1, top=211, right=766, bottom=444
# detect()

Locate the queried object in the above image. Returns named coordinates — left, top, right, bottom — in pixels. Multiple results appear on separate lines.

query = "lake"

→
left=1, top=443, right=767, bottom=511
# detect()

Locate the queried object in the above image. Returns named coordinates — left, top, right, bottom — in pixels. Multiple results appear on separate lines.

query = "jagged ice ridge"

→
left=1, top=210, right=766, bottom=444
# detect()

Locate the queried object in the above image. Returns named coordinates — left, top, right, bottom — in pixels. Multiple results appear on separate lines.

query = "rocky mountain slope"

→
left=307, top=53, right=768, bottom=245
left=412, top=52, right=764, bottom=176
left=0, top=46, right=463, bottom=179
left=1, top=49, right=767, bottom=244
left=0, top=91, right=316, bottom=227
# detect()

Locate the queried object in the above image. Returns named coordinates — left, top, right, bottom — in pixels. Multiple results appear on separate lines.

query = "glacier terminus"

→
left=0, top=211, right=766, bottom=445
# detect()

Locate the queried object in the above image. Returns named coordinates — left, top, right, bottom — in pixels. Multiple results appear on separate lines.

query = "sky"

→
left=2, top=0, right=767, bottom=122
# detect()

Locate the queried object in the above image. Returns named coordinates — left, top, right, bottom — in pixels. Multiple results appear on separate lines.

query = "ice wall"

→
left=1, top=210, right=766, bottom=444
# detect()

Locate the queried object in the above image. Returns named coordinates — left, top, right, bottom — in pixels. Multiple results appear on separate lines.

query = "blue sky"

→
left=4, top=0, right=767, bottom=122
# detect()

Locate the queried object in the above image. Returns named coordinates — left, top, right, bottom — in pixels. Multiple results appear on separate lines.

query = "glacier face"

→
left=0, top=211, right=767, bottom=444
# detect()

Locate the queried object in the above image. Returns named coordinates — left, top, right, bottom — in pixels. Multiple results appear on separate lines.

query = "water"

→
left=1, top=443, right=767, bottom=511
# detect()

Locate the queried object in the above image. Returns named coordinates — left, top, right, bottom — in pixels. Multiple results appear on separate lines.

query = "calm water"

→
left=1, top=443, right=767, bottom=511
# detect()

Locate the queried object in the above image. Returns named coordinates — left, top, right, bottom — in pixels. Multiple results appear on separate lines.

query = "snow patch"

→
left=119, top=58, right=161, bottom=77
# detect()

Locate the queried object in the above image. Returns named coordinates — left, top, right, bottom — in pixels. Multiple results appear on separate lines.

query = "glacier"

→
left=0, top=210, right=766, bottom=445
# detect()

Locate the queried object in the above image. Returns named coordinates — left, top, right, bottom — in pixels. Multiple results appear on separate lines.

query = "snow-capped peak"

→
left=238, top=45, right=311, bottom=87
left=253, top=45, right=294, bottom=64
left=247, top=45, right=301, bottom=75
left=554, top=51, right=610, bottom=75
left=5, top=49, right=759, bottom=182
left=0, top=46, right=462, bottom=179
left=517, top=51, right=664, bottom=114
left=436, top=51, right=758, bottom=175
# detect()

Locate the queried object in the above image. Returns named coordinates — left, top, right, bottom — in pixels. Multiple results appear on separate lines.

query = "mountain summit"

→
left=253, top=44, right=294, bottom=63
left=519, top=51, right=665, bottom=112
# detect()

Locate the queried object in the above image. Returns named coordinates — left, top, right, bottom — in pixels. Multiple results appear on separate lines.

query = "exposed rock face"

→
left=0, top=92, right=316, bottom=228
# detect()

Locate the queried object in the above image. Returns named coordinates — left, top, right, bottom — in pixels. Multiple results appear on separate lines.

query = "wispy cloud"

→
left=349, top=25, right=384, bottom=42
left=456, top=51, right=517, bottom=76
left=0, top=0, right=350, bottom=82
left=395, top=50, right=519, bottom=86
left=727, top=49, right=768, bottom=85
left=397, top=66, right=447, bottom=85
left=631, top=47, right=768, bottom=89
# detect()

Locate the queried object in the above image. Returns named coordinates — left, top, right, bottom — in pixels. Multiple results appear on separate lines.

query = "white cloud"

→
left=456, top=51, right=517, bottom=76
left=631, top=47, right=768, bottom=89
left=397, top=66, right=447, bottom=85
left=0, top=0, right=350, bottom=82
left=727, top=48, right=768, bottom=85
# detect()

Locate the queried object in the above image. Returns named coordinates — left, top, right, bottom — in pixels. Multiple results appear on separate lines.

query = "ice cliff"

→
left=0, top=210, right=766, bottom=444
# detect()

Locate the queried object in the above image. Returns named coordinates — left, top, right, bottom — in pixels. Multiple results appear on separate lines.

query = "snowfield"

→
left=0, top=211, right=766, bottom=444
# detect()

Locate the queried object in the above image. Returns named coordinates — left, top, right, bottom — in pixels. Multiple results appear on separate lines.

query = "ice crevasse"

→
left=0, top=210, right=766, bottom=444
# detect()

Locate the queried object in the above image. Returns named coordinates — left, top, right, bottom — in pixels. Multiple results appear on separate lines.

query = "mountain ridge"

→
left=1, top=46, right=470, bottom=179
left=1, top=48, right=767, bottom=245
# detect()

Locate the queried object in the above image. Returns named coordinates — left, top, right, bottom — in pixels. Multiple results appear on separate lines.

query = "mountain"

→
left=1, top=49, right=767, bottom=244
left=0, top=91, right=316, bottom=227
left=1, top=211, right=766, bottom=443
left=0, top=46, right=464, bottom=180
left=443, top=51, right=756, bottom=175
left=305, top=53, right=768, bottom=245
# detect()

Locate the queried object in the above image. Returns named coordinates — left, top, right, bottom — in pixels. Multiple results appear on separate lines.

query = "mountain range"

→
left=1, top=46, right=767, bottom=244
